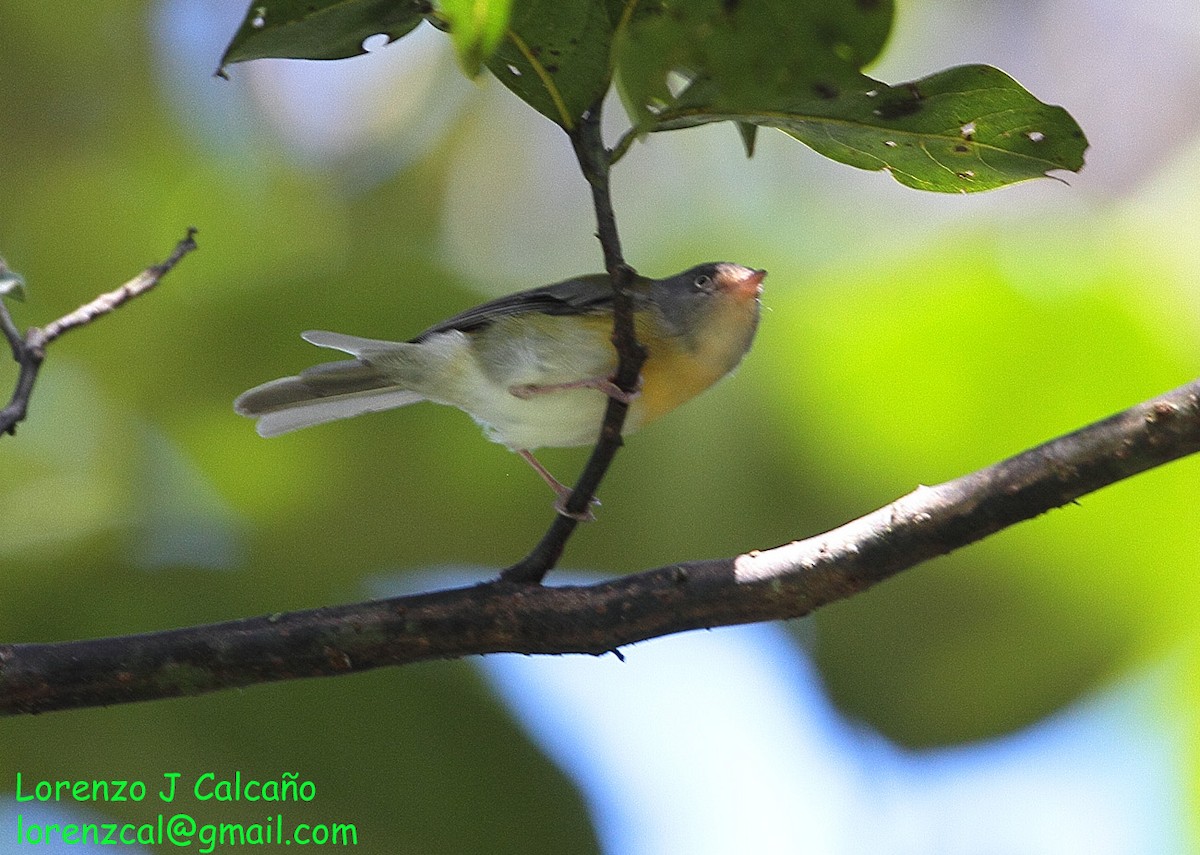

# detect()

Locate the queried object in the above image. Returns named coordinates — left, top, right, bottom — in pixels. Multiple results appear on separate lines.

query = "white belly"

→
left=418, top=325, right=635, bottom=450
left=463, top=381, right=615, bottom=449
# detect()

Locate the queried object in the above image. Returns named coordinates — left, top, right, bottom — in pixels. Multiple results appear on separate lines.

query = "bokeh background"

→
left=3, top=0, right=1200, bottom=851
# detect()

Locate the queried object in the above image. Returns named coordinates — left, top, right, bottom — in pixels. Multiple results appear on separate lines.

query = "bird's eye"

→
left=693, top=274, right=713, bottom=291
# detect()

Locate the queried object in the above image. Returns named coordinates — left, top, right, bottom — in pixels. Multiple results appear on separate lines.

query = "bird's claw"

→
left=553, top=490, right=600, bottom=522
left=594, top=378, right=640, bottom=405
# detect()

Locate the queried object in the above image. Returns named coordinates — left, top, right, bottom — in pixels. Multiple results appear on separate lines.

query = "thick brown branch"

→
left=5, top=376, right=1200, bottom=716
left=0, top=229, right=198, bottom=435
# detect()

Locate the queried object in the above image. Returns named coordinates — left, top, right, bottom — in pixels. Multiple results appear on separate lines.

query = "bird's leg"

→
left=517, top=449, right=599, bottom=522
left=509, top=375, right=641, bottom=405
left=510, top=374, right=642, bottom=520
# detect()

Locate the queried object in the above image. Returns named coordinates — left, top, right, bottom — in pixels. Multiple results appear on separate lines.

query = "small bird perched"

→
left=235, top=262, right=766, bottom=517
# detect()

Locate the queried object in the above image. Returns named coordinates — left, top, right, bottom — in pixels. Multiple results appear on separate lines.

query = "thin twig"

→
left=41, top=229, right=198, bottom=345
left=5, top=375, right=1200, bottom=715
left=502, top=103, right=646, bottom=583
left=0, top=275, right=26, bottom=358
left=0, top=229, right=198, bottom=436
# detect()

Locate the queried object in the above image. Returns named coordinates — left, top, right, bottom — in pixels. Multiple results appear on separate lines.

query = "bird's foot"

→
left=518, top=449, right=600, bottom=522
left=509, top=375, right=641, bottom=405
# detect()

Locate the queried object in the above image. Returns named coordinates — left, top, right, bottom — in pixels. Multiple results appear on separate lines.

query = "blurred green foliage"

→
left=761, top=231, right=1200, bottom=744
left=1, top=0, right=1198, bottom=849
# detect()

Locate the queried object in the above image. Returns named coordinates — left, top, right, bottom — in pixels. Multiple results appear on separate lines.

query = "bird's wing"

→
left=410, top=274, right=649, bottom=341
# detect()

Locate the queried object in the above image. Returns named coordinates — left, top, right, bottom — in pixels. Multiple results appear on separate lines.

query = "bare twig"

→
left=41, top=230, right=198, bottom=344
left=5, top=375, right=1200, bottom=716
left=0, top=229, right=198, bottom=436
left=502, top=101, right=646, bottom=583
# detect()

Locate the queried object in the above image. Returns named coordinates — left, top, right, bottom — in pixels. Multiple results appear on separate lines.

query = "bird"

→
left=235, top=262, right=766, bottom=517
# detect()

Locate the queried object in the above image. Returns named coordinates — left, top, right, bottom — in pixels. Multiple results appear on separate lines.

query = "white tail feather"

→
left=301, top=330, right=402, bottom=357
left=253, top=388, right=426, bottom=437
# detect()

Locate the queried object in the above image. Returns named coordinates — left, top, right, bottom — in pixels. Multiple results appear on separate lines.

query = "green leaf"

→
left=218, top=0, right=427, bottom=71
left=659, top=65, right=1089, bottom=192
left=437, top=0, right=514, bottom=77
left=615, top=0, right=893, bottom=129
left=614, top=1, right=1086, bottom=191
left=484, top=0, right=617, bottom=129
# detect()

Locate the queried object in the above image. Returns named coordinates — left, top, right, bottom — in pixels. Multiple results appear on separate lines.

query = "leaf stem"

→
left=608, top=125, right=640, bottom=166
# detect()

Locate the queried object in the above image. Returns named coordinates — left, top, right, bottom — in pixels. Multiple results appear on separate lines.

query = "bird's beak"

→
left=728, top=267, right=767, bottom=300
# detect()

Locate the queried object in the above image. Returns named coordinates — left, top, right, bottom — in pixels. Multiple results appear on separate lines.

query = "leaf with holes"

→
left=484, top=0, right=619, bottom=130
left=218, top=0, right=427, bottom=72
left=615, top=0, right=893, bottom=131
left=654, top=64, right=1088, bottom=192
